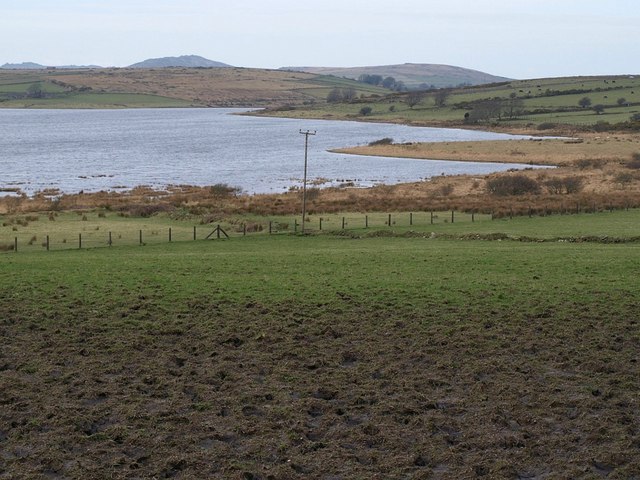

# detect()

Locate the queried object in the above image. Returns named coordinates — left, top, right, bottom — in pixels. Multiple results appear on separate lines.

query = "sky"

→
left=1, top=0, right=638, bottom=79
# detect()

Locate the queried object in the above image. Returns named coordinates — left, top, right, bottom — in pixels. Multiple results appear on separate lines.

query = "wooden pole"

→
left=169, top=228, right=172, bottom=242
left=46, top=235, right=49, bottom=251
left=79, top=233, right=82, bottom=249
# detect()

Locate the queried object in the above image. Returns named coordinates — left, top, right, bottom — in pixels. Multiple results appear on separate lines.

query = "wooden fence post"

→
left=471, top=212, right=475, bottom=223
left=409, top=212, right=413, bottom=226
left=108, top=231, right=112, bottom=246
left=365, top=215, right=368, bottom=228
left=342, top=217, right=345, bottom=229
left=169, top=228, right=172, bottom=242
left=319, top=218, right=323, bottom=230
left=139, top=230, right=143, bottom=245
left=430, top=211, right=434, bottom=224
left=14, top=237, right=18, bottom=252
left=193, top=226, right=197, bottom=240
left=451, top=211, right=454, bottom=223
left=46, top=235, right=50, bottom=251
left=269, top=221, right=272, bottom=235
left=388, top=213, right=391, bottom=226
left=79, top=233, right=82, bottom=249
left=243, top=223, right=246, bottom=236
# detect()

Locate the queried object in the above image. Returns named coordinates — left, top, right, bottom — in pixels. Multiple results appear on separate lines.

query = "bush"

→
left=625, top=153, right=640, bottom=169
left=359, top=106, right=372, bottom=116
left=486, top=175, right=540, bottom=196
left=209, top=183, right=242, bottom=197
left=368, top=137, right=394, bottom=146
left=537, top=122, right=558, bottom=131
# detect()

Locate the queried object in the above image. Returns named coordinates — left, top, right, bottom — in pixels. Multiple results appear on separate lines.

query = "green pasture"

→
left=0, top=92, right=193, bottom=108
left=270, top=74, right=640, bottom=128
left=2, top=208, right=640, bottom=478
left=2, top=208, right=640, bottom=254
left=2, top=220, right=639, bottom=314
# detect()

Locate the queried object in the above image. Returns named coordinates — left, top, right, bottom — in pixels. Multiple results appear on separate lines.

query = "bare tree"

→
left=405, top=91, right=425, bottom=109
left=433, top=89, right=450, bottom=107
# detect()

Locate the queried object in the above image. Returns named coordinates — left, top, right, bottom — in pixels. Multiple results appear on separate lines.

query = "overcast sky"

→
left=1, top=0, right=638, bottom=79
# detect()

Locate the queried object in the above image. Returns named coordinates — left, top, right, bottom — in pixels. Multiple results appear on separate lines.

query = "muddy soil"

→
left=1, top=300, right=639, bottom=479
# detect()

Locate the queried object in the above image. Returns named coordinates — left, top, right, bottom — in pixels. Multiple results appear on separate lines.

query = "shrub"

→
left=537, top=122, right=557, bottom=131
left=210, top=183, right=241, bottom=197
left=359, top=106, right=372, bottom=116
left=368, top=137, right=394, bottom=146
left=486, top=175, right=540, bottom=196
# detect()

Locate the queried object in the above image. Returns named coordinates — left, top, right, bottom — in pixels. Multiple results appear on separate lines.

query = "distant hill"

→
left=1, top=62, right=47, bottom=69
left=281, top=63, right=510, bottom=89
left=128, top=55, right=232, bottom=69
left=1, top=62, right=101, bottom=69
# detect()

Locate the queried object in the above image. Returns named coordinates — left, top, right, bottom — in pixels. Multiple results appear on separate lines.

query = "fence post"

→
left=410, top=212, right=413, bottom=226
left=169, top=228, right=172, bottom=242
left=139, top=230, right=143, bottom=245
left=108, top=231, right=112, bottom=246
left=388, top=213, right=391, bottom=226
left=217, top=225, right=221, bottom=239
left=243, top=223, right=246, bottom=236
left=319, top=218, right=322, bottom=231
left=342, top=217, right=345, bottom=229
left=269, top=221, right=272, bottom=234
left=365, top=215, right=368, bottom=228
left=471, top=212, right=475, bottom=223
left=430, top=211, right=434, bottom=224
left=294, top=219, right=298, bottom=233
left=14, top=237, right=17, bottom=252
left=79, top=233, right=82, bottom=249
left=46, top=235, right=50, bottom=251
left=509, top=208, right=513, bottom=219
left=193, top=226, right=197, bottom=240
left=451, top=211, right=454, bottom=223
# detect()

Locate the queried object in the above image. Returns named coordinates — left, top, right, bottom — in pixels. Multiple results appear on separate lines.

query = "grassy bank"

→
left=1, top=213, right=640, bottom=478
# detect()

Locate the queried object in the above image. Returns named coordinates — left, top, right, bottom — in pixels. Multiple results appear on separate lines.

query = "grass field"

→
left=1, top=211, right=640, bottom=478
left=259, top=74, right=640, bottom=130
left=3, top=208, right=640, bottom=254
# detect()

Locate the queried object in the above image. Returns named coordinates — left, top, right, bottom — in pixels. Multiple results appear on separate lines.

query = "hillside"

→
left=128, top=55, right=232, bottom=69
left=281, top=63, right=510, bottom=89
left=1, top=62, right=102, bottom=69
left=260, top=74, right=640, bottom=130
left=0, top=67, right=387, bottom=108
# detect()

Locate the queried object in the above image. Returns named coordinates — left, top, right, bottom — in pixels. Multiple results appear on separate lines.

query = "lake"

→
left=0, top=108, right=539, bottom=195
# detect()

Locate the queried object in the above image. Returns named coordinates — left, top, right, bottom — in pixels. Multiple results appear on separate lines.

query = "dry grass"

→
left=0, top=68, right=373, bottom=107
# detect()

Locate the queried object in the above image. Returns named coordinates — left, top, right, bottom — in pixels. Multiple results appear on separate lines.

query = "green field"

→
left=1, top=210, right=639, bottom=477
left=262, top=74, right=640, bottom=129
left=0, top=91, right=193, bottom=108
left=3, top=209, right=640, bottom=254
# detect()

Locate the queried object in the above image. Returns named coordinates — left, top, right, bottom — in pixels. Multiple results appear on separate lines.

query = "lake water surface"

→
left=0, top=108, right=539, bottom=195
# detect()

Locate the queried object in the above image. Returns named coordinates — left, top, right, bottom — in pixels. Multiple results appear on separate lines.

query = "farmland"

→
left=1, top=210, right=640, bottom=478
left=258, top=74, right=640, bottom=131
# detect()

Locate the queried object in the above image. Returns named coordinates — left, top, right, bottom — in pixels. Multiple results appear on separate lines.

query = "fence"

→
left=0, top=206, right=632, bottom=253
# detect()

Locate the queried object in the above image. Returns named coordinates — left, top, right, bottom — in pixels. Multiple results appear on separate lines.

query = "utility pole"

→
left=299, top=129, right=316, bottom=233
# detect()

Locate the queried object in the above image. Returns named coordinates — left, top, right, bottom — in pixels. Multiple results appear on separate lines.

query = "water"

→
left=0, top=108, right=540, bottom=195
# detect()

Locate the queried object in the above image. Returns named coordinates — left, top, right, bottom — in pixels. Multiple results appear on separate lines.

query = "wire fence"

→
left=0, top=206, right=630, bottom=253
